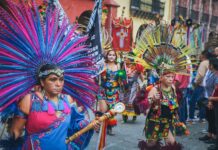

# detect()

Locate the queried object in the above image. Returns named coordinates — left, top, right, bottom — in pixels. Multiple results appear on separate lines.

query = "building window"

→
left=130, top=0, right=165, bottom=18
left=178, top=6, right=187, bottom=18
left=140, top=0, right=164, bottom=15
left=191, top=10, right=199, bottom=22
left=202, top=13, right=209, bottom=23
left=77, top=10, right=92, bottom=33
left=130, top=0, right=140, bottom=9
left=211, top=16, right=218, bottom=24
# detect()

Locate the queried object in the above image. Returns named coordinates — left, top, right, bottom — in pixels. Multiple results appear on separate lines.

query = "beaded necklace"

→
left=160, top=87, right=178, bottom=110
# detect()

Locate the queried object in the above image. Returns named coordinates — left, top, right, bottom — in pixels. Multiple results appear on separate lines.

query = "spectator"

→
left=188, top=50, right=211, bottom=122
left=206, top=57, right=218, bottom=150
left=199, top=57, right=218, bottom=145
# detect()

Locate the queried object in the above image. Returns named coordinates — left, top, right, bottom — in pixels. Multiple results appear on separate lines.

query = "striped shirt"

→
left=203, top=70, right=218, bottom=98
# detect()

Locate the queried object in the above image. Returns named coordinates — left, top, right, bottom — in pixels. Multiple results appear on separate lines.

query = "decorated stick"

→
left=66, top=102, right=125, bottom=144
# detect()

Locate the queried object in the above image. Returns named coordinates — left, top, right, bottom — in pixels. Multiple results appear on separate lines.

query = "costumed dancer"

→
left=97, top=50, right=127, bottom=135
left=122, top=56, right=144, bottom=122
left=130, top=24, right=192, bottom=150
left=0, top=1, right=100, bottom=149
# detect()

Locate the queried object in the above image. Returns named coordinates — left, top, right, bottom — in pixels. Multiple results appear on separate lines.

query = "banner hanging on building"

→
left=112, top=18, right=133, bottom=52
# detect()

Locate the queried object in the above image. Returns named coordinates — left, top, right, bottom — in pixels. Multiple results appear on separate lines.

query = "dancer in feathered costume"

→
left=0, top=1, right=99, bottom=149
left=122, top=57, right=144, bottom=122
left=129, top=24, right=192, bottom=150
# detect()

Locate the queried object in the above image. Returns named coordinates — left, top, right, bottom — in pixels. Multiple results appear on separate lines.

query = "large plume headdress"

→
left=130, top=23, right=192, bottom=75
left=0, top=0, right=98, bottom=111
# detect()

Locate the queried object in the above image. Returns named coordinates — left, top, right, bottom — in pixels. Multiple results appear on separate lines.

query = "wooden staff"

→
left=66, top=103, right=125, bottom=144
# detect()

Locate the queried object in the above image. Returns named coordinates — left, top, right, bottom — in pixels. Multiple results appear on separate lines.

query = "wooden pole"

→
left=66, top=110, right=117, bottom=144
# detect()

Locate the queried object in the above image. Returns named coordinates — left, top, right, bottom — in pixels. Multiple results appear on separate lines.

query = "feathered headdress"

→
left=0, top=0, right=98, bottom=111
left=130, top=23, right=192, bottom=75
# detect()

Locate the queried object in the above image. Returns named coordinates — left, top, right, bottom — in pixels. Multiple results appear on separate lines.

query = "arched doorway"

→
left=77, top=10, right=92, bottom=33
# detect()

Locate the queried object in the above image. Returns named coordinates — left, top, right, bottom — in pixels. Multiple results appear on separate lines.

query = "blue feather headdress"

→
left=0, top=0, right=98, bottom=111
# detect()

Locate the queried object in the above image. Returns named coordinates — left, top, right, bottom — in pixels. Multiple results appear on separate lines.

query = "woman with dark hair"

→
left=206, top=57, right=218, bottom=150
left=198, top=47, right=218, bottom=144
left=132, top=24, right=191, bottom=149
left=0, top=1, right=99, bottom=149
left=97, top=50, right=127, bottom=135
left=10, top=64, right=98, bottom=150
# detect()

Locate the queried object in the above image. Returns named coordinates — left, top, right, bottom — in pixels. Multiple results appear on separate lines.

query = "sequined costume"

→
left=122, top=64, right=144, bottom=122
left=18, top=93, right=93, bottom=150
left=0, top=1, right=99, bottom=149
left=98, top=64, right=126, bottom=126
left=145, top=85, right=179, bottom=140
left=131, top=23, right=191, bottom=149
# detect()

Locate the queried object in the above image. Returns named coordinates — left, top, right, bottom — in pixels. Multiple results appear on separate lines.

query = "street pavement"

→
left=88, top=114, right=209, bottom=150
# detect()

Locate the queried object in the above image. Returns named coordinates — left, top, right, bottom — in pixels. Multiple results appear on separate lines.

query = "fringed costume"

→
left=122, top=63, right=144, bottom=122
left=129, top=24, right=192, bottom=150
left=145, top=85, right=178, bottom=140
left=20, top=94, right=93, bottom=150
left=98, top=64, right=127, bottom=127
left=0, top=1, right=99, bottom=149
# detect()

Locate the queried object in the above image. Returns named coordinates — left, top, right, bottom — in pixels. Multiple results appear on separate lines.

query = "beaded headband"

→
left=38, top=69, right=64, bottom=78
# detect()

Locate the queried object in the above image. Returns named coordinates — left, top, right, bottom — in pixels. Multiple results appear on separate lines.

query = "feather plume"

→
left=131, top=24, right=193, bottom=75
left=0, top=0, right=98, bottom=111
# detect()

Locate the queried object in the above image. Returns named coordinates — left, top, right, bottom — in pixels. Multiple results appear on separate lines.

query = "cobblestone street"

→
left=89, top=115, right=209, bottom=150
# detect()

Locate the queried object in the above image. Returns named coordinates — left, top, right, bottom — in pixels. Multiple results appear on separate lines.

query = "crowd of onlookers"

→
left=174, top=32, right=218, bottom=150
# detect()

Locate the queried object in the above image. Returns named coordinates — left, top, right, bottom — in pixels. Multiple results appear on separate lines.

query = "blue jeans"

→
left=178, top=88, right=188, bottom=123
left=189, top=86, right=204, bottom=119
left=199, top=103, right=206, bottom=120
